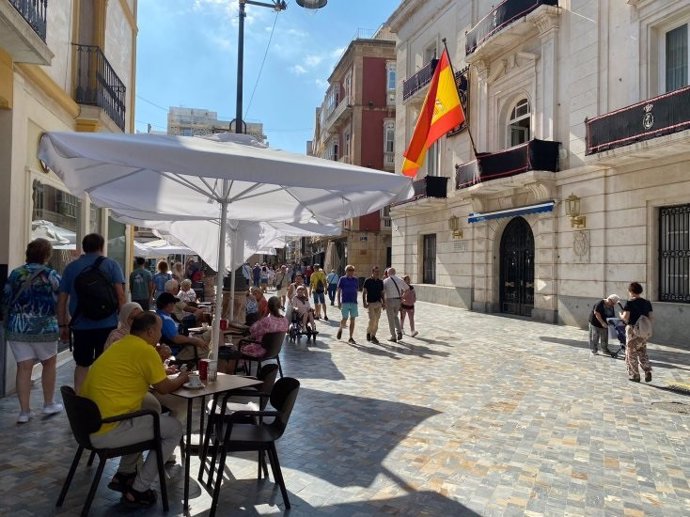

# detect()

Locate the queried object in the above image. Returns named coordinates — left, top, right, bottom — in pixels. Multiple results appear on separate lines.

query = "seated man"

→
left=79, top=313, right=189, bottom=507
left=292, top=285, right=316, bottom=333
left=165, top=279, right=207, bottom=329
left=155, top=292, right=209, bottom=362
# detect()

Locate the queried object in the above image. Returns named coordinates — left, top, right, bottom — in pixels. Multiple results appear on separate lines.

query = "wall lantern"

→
left=565, top=193, right=586, bottom=229
left=448, top=215, right=463, bottom=239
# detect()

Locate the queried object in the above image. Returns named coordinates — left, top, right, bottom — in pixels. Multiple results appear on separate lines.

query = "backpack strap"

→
left=9, top=266, right=47, bottom=307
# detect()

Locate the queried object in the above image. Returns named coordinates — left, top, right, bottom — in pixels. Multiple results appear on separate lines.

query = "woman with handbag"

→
left=1, top=238, right=63, bottom=423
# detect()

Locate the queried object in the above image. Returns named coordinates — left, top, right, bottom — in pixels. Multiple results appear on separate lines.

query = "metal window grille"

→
left=422, top=234, right=436, bottom=284
left=659, top=203, right=690, bottom=302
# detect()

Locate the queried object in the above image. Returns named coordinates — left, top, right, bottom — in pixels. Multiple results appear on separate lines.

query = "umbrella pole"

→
left=212, top=193, right=229, bottom=360
left=228, top=227, right=235, bottom=321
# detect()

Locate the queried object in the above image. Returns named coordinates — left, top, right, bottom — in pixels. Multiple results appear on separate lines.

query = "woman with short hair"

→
left=2, top=238, right=63, bottom=423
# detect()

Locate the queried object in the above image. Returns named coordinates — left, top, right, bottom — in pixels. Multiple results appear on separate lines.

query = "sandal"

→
left=121, top=487, right=157, bottom=508
left=107, top=471, right=136, bottom=493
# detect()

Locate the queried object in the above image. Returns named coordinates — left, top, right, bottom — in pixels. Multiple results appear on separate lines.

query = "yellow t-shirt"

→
left=309, top=270, right=327, bottom=291
left=80, top=333, right=167, bottom=435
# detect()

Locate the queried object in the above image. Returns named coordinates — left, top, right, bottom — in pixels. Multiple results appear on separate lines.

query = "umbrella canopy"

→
left=38, top=131, right=410, bottom=358
left=31, top=220, right=76, bottom=249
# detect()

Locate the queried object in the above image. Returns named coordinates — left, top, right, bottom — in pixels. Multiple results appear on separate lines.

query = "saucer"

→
left=183, top=382, right=204, bottom=390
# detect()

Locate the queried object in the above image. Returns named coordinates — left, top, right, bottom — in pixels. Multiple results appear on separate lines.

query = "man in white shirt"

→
left=382, top=267, right=406, bottom=342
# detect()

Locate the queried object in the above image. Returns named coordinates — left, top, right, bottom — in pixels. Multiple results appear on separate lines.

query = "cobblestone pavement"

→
left=2, top=300, right=690, bottom=516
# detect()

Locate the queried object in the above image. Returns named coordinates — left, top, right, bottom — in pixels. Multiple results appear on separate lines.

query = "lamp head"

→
left=296, top=0, right=327, bottom=8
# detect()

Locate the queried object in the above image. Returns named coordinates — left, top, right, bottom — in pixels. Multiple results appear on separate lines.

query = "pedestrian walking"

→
left=2, top=238, right=64, bottom=423
left=309, top=264, right=328, bottom=320
left=57, top=233, right=125, bottom=392
left=621, top=282, right=654, bottom=382
left=383, top=267, right=406, bottom=342
left=252, top=263, right=261, bottom=288
left=129, top=257, right=153, bottom=310
left=152, top=260, right=171, bottom=299
left=326, top=268, right=339, bottom=306
left=336, top=265, right=359, bottom=344
left=588, top=294, right=619, bottom=355
left=400, top=275, right=418, bottom=337
left=274, top=265, right=288, bottom=308
left=362, top=266, right=384, bottom=344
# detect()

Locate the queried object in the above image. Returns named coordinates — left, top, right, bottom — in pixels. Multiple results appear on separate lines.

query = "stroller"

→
left=288, top=308, right=318, bottom=344
left=606, top=302, right=627, bottom=358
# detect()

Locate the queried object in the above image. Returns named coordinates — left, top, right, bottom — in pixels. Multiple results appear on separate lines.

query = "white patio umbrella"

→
left=39, top=131, right=412, bottom=357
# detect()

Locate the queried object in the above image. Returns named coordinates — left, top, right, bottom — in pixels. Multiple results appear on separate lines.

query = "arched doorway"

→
left=500, top=217, right=534, bottom=317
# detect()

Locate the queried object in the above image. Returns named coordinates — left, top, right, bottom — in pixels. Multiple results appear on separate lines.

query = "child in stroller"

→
left=289, top=285, right=318, bottom=343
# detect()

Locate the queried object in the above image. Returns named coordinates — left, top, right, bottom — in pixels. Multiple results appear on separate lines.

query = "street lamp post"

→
left=234, top=0, right=327, bottom=134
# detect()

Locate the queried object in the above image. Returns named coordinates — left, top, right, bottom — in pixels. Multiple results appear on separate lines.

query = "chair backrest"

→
left=60, top=385, right=103, bottom=448
left=267, top=377, right=300, bottom=437
left=256, top=364, right=280, bottom=410
left=261, top=331, right=286, bottom=359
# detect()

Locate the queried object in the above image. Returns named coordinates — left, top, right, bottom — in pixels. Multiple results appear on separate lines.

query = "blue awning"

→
left=468, top=201, right=555, bottom=224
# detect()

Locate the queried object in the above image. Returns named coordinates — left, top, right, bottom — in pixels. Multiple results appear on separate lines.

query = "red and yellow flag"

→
left=401, top=49, right=465, bottom=178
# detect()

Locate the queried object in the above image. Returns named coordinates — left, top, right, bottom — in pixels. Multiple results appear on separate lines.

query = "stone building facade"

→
left=0, top=0, right=138, bottom=394
left=388, top=0, right=690, bottom=346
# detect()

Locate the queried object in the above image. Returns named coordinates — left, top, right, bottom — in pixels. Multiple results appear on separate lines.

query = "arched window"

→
left=507, top=98, right=531, bottom=147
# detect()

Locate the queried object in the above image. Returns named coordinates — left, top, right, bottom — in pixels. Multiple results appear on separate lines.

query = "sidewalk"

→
left=1, top=301, right=689, bottom=516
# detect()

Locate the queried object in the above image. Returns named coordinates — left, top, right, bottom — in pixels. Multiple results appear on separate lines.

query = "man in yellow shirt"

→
left=80, top=312, right=189, bottom=508
left=308, top=264, right=329, bottom=321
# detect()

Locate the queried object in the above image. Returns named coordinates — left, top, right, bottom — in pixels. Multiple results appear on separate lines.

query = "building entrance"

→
left=499, top=217, right=534, bottom=317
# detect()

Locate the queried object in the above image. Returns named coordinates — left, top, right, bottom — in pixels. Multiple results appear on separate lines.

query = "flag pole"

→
left=441, top=38, right=479, bottom=160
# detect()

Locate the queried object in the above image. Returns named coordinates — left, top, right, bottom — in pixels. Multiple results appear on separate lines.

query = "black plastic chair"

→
left=238, top=331, right=286, bottom=377
left=56, top=386, right=169, bottom=516
left=198, top=363, right=280, bottom=483
left=208, top=377, right=300, bottom=515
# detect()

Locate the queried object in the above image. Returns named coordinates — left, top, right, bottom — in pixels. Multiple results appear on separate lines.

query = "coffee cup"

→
left=187, top=372, right=202, bottom=387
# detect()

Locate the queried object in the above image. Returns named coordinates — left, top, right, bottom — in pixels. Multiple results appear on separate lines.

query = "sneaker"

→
left=389, top=336, right=397, bottom=343
left=43, top=402, right=63, bottom=416
left=165, top=454, right=177, bottom=467
left=411, top=331, right=418, bottom=338
left=590, top=350, right=598, bottom=356
left=324, top=316, right=329, bottom=321
left=348, top=338, right=356, bottom=344
left=366, top=333, right=371, bottom=342
left=645, top=371, right=652, bottom=383
left=371, top=336, right=380, bottom=345
left=17, top=411, right=32, bottom=424
left=628, top=376, right=641, bottom=382
left=336, top=328, right=342, bottom=340
left=397, top=332, right=403, bottom=340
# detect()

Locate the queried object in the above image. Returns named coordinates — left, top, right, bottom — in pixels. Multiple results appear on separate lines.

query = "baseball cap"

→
left=156, top=292, right=179, bottom=309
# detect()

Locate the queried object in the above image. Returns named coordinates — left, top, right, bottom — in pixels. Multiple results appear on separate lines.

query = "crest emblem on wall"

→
left=642, top=103, right=654, bottom=130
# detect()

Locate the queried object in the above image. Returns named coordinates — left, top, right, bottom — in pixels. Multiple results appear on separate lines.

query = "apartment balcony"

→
left=0, top=0, right=52, bottom=64
left=465, top=0, right=559, bottom=60
left=391, top=175, right=448, bottom=215
left=402, top=59, right=438, bottom=102
left=383, top=151, right=395, bottom=170
left=455, top=139, right=560, bottom=192
left=74, top=44, right=126, bottom=131
left=322, top=99, right=351, bottom=134
left=585, top=85, right=690, bottom=162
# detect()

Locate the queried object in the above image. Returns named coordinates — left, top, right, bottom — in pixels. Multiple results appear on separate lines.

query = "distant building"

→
left=306, top=27, right=397, bottom=274
left=167, top=106, right=266, bottom=143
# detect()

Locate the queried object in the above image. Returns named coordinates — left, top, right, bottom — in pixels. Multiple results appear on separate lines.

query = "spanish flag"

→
left=401, top=49, right=465, bottom=178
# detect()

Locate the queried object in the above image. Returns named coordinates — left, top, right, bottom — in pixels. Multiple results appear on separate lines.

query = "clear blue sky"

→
left=135, top=0, right=400, bottom=153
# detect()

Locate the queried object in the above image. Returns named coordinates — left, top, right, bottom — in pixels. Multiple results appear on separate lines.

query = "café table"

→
left=171, top=373, right=261, bottom=513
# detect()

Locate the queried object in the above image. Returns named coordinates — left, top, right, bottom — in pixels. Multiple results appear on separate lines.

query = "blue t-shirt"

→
left=338, top=276, right=359, bottom=304
left=156, top=309, right=179, bottom=340
left=153, top=272, right=171, bottom=295
left=59, top=253, right=124, bottom=330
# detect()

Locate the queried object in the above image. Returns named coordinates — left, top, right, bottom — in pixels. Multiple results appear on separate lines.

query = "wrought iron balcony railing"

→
left=73, top=44, right=127, bottom=131
left=465, top=0, right=558, bottom=55
left=402, top=59, right=438, bottom=101
left=456, top=139, right=560, bottom=189
left=9, top=0, right=47, bottom=41
left=586, top=85, right=690, bottom=155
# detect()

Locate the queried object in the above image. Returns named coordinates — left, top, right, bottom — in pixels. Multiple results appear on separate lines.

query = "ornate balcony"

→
left=0, top=0, right=52, bottom=64
left=74, top=44, right=127, bottom=131
left=456, top=139, right=560, bottom=190
left=465, top=0, right=559, bottom=56
left=586, top=85, right=690, bottom=155
left=402, top=59, right=438, bottom=102
left=392, top=175, right=448, bottom=214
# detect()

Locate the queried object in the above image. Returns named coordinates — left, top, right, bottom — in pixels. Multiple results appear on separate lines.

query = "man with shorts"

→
left=362, top=266, right=384, bottom=344
left=58, top=233, right=125, bottom=392
left=336, top=264, right=359, bottom=344
left=309, top=264, right=328, bottom=321
left=274, top=265, right=288, bottom=308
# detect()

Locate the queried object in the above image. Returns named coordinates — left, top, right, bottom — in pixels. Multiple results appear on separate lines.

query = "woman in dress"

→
left=2, top=238, right=63, bottom=423
left=104, top=302, right=143, bottom=349
left=400, top=275, right=418, bottom=337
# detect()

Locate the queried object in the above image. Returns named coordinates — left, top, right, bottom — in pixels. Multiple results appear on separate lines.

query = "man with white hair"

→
left=589, top=294, right=620, bottom=355
left=382, top=267, right=406, bottom=342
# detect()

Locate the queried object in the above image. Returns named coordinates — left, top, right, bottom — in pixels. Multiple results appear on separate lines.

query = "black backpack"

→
left=315, top=278, right=325, bottom=293
left=73, top=256, right=118, bottom=321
